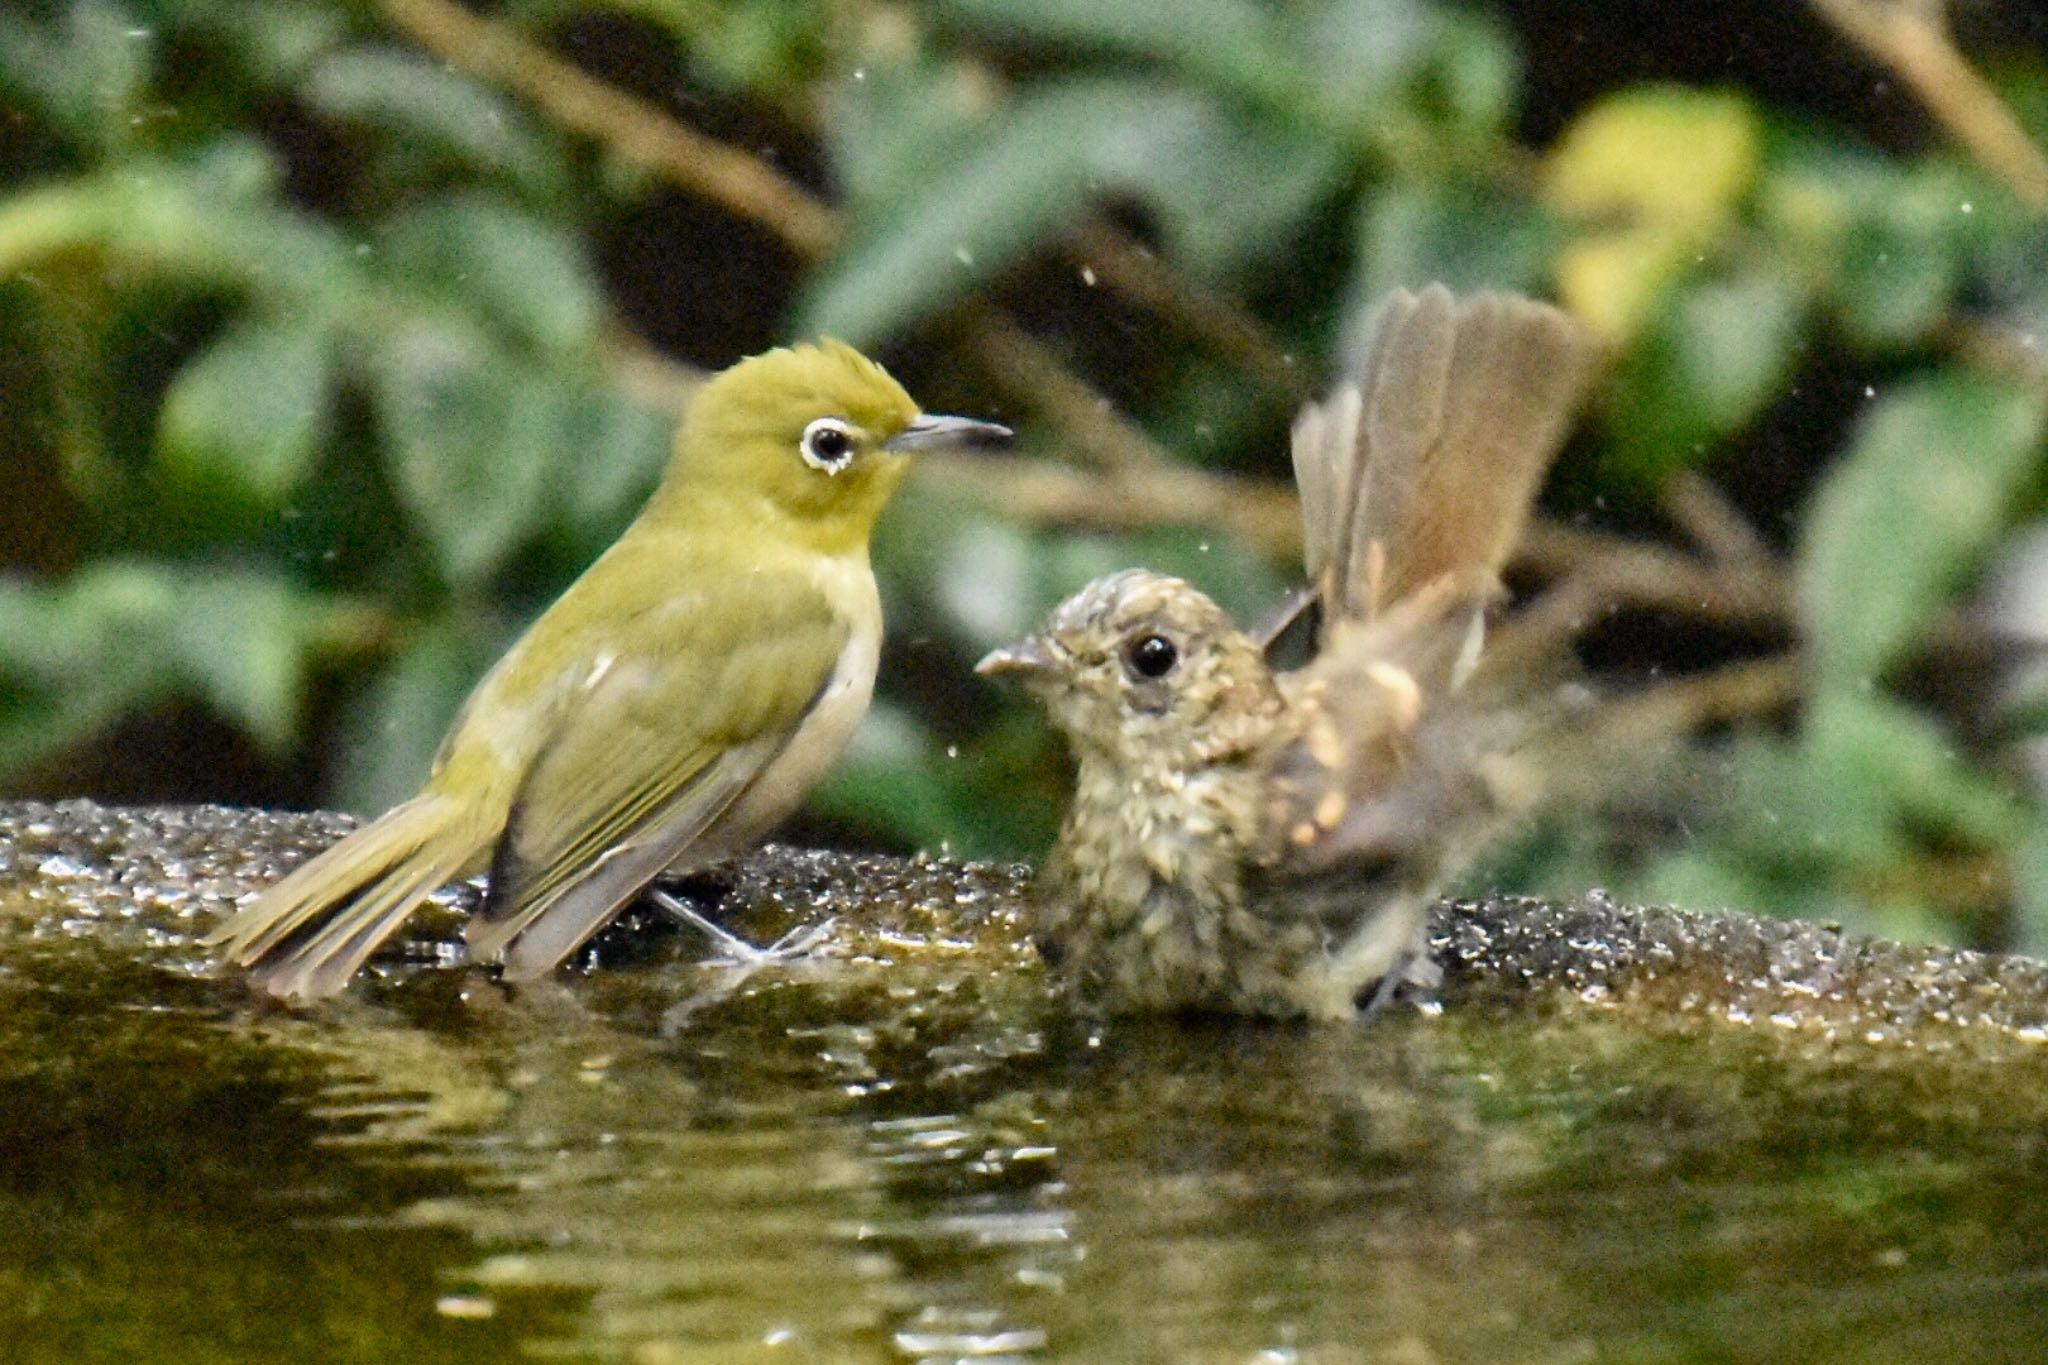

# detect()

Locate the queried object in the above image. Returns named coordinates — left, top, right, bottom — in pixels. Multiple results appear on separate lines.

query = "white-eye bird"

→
left=209, top=339, right=1009, bottom=1001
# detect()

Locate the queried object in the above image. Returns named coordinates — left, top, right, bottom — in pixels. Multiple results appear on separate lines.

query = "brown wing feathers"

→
left=1294, top=284, right=1599, bottom=625
left=1264, top=287, right=1599, bottom=875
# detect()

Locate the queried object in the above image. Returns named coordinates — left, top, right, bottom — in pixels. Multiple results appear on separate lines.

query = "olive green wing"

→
left=464, top=580, right=850, bottom=979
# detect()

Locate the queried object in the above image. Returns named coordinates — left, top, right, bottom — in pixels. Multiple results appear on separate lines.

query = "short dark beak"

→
left=885, top=413, right=1012, bottom=453
left=975, top=637, right=1056, bottom=679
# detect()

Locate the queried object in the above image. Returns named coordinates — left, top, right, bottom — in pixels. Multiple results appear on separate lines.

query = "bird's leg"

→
left=1356, top=947, right=1443, bottom=1022
left=646, top=888, right=836, bottom=968
left=1357, top=958, right=1408, bottom=1021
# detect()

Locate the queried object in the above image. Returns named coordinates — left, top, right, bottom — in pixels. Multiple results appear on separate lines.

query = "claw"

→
left=646, top=889, right=836, bottom=968
left=1356, top=947, right=1440, bottom=1022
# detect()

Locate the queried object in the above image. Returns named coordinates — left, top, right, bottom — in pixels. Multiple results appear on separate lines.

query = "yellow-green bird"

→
left=208, top=339, right=1009, bottom=1002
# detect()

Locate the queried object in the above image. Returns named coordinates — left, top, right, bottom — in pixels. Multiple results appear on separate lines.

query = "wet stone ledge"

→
left=2, top=797, right=2046, bottom=1049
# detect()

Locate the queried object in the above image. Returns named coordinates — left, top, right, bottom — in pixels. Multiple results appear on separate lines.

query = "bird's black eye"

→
left=800, top=418, right=858, bottom=472
left=1124, top=633, right=1178, bottom=680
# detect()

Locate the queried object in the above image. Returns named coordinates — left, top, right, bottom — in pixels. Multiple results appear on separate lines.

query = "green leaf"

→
left=1763, top=143, right=1995, bottom=349
left=0, top=152, right=360, bottom=305
left=808, top=702, right=964, bottom=854
left=1305, top=0, right=1519, bottom=136
left=378, top=194, right=601, bottom=357
left=938, top=0, right=1297, bottom=110
left=804, top=79, right=1333, bottom=344
left=372, top=323, right=560, bottom=585
left=805, top=80, right=1136, bottom=344
left=1725, top=731, right=1898, bottom=871
left=1832, top=161, right=1980, bottom=348
left=1098, top=99, right=1341, bottom=281
left=0, top=564, right=175, bottom=773
left=159, top=0, right=348, bottom=82
left=1348, top=178, right=1561, bottom=333
left=170, top=570, right=319, bottom=755
left=1799, top=372, right=2047, bottom=694
left=2009, top=807, right=2048, bottom=958
left=304, top=46, right=552, bottom=187
left=1303, top=0, right=1437, bottom=112
left=326, top=621, right=493, bottom=816
left=0, top=0, right=149, bottom=151
left=0, top=562, right=339, bottom=772
left=554, top=393, right=676, bottom=543
left=157, top=317, right=334, bottom=504
left=875, top=497, right=1041, bottom=650
left=1603, top=266, right=1806, bottom=485
left=1424, top=10, right=1520, bottom=138
left=1804, top=693, right=2023, bottom=849
left=824, top=61, right=986, bottom=213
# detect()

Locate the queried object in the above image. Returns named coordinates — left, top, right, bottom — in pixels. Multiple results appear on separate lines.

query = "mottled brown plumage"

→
left=979, top=286, right=1598, bottom=1019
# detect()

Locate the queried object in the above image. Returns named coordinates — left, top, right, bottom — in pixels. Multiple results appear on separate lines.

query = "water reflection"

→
left=6, top=807, right=2048, bottom=1362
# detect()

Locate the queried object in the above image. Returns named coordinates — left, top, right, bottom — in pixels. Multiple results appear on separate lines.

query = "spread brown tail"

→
left=203, top=792, right=499, bottom=1002
left=1292, top=285, right=1600, bottom=622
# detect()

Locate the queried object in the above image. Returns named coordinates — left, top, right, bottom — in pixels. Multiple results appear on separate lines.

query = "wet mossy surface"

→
left=4, top=800, right=2048, bottom=1362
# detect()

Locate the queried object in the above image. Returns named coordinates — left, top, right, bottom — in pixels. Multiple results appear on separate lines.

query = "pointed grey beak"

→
left=975, top=637, right=1056, bottom=679
left=885, top=413, right=1012, bottom=453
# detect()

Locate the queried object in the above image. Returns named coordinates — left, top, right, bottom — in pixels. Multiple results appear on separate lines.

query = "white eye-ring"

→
left=800, top=417, right=859, bottom=473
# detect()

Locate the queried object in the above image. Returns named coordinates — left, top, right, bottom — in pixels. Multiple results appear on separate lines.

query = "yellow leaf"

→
left=1543, top=86, right=1761, bottom=340
left=1555, top=227, right=1694, bottom=345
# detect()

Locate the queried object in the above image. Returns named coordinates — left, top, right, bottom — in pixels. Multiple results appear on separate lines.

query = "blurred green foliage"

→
left=2, top=0, right=2046, bottom=948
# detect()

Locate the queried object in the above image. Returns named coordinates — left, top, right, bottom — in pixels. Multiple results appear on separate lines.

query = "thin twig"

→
left=1807, top=0, right=2048, bottom=211
left=1595, top=653, right=1806, bottom=742
left=1514, top=521, right=1797, bottom=632
left=919, top=448, right=1303, bottom=553
left=1068, top=217, right=1314, bottom=403
left=1660, top=469, right=1772, bottom=565
left=377, top=0, right=1174, bottom=476
left=956, top=310, right=1177, bottom=473
left=1941, top=313, right=2048, bottom=391
left=378, top=0, right=840, bottom=252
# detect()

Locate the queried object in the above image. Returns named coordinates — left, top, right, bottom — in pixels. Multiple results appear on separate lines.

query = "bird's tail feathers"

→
left=204, top=792, right=496, bottom=1002
left=1295, top=284, right=1599, bottom=623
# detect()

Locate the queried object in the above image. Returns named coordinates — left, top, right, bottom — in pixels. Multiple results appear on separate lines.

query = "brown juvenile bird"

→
left=977, top=285, right=1598, bottom=1020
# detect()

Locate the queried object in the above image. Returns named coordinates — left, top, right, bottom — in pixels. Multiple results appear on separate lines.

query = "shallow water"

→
left=4, top=803, right=2048, bottom=1362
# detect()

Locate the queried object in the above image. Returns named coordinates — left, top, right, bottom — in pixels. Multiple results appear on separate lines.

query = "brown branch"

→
left=1067, top=218, right=1314, bottom=404
left=921, top=446, right=1814, bottom=647
left=1660, top=469, right=1772, bottom=565
left=1517, top=521, right=1795, bottom=632
left=1808, top=0, right=2048, bottom=212
left=1595, top=653, right=1806, bottom=744
left=377, top=0, right=1177, bottom=478
left=378, top=0, right=840, bottom=253
left=956, top=310, right=1177, bottom=473
left=1941, top=313, right=2048, bottom=391
left=920, top=449, right=1303, bottom=553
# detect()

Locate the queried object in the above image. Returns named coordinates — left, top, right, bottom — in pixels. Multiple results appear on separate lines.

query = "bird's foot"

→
left=646, top=889, right=836, bottom=969
left=1358, top=949, right=1442, bottom=1022
left=650, top=891, right=837, bottom=1039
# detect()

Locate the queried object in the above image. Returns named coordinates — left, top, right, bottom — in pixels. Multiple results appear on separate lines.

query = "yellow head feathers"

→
left=662, top=338, right=1006, bottom=551
left=684, top=338, right=919, bottom=454
left=660, top=338, right=919, bottom=546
